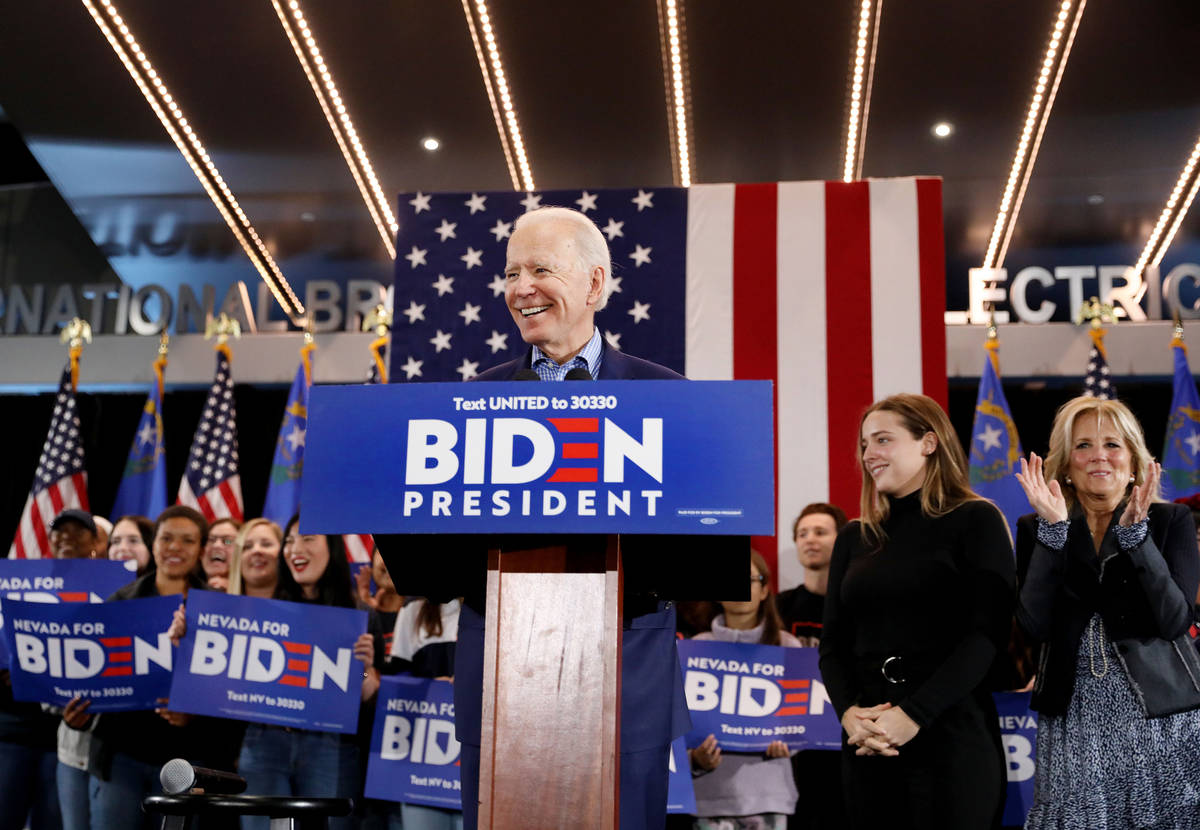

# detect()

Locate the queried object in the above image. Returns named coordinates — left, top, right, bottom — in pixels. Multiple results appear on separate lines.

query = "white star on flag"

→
left=429, top=330, right=453, bottom=352
left=632, top=190, right=654, bottom=211
left=575, top=191, right=598, bottom=212
left=401, top=357, right=424, bottom=379
left=628, top=245, right=653, bottom=267
left=604, top=330, right=622, bottom=350
left=284, top=425, right=306, bottom=452
left=488, top=274, right=507, bottom=297
left=461, top=247, right=483, bottom=269
left=459, top=302, right=482, bottom=325
left=402, top=301, right=426, bottom=324
left=456, top=358, right=480, bottom=380
left=520, top=192, right=543, bottom=212
left=608, top=275, right=623, bottom=294
left=435, top=220, right=458, bottom=241
left=490, top=219, right=513, bottom=241
left=409, top=192, right=432, bottom=213
left=137, top=421, right=156, bottom=447
left=1186, top=432, right=1200, bottom=457
left=976, top=423, right=1003, bottom=452
left=485, top=330, right=509, bottom=353
left=404, top=245, right=428, bottom=268
left=602, top=218, right=624, bottom=240
left=628, top=300, right=651, bottom=323
left=431, top=274, right=455, bottom=296
left=465, top=193, right=488, bottom=214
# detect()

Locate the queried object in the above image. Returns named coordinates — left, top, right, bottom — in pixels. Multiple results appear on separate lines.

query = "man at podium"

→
left=455, top=206, right=690, bottom=829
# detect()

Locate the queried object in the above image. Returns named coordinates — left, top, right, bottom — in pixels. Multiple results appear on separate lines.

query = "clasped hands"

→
left=1015, top=452, right=1157, bottom=527
left=841, top=703, right=919, bottom=756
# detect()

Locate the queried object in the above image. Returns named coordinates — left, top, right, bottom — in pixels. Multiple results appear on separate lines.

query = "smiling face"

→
left=283, top=529, right=330, bottom=598
left=1067, top=411, right=1133, bottom=507
left=504, top=218, right=604, bottom=361
left=240, top=524, right=281, bottom=592
left=153, top=517, right=202, bottom=580
left=861, top=409, right=934, bottom=498
left=203, top=520, right=238, bottom=580
left=794, top=513, right=838, bottom=571
left=49, top=520, right=96, bottom=560
left=109, top=519, right=150, bottom=570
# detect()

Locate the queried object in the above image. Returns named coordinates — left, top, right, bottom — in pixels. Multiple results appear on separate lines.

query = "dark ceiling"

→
left=1, top=0, right=1199, bottom=283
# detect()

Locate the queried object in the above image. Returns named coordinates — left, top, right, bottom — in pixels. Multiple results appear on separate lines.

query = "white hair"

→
left=512, top=206, right=614, bottom=310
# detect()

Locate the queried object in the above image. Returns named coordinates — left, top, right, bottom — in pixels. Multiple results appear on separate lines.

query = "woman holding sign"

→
left=235, top=516, right=376, bottom=830
left=1014, top=397, right=1200, bottom=829
left=226, top=519, right=283, bottom=599
left=818, top=394, right=1014, bottom=829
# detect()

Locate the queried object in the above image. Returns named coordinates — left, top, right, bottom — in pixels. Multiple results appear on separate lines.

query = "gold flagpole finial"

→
left=303, top=315, right=316, bottom=346
left=363, top=303, right=393, bottom=337
left=1074, top=296, right=1117, bottom=329
left=59, top=318, right=93, bottom=352
left=204, top=312, right=242, bottom=346
left=158, top=331, right=170, bottom=356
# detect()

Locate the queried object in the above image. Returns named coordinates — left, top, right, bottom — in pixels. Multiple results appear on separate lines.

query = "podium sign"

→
left=303, top=380, right=773, bottom=535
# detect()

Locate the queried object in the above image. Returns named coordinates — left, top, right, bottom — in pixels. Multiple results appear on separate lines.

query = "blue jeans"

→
left=237, top=725, right=359, bottom=830
left=56, top=763, right=90, bottom=830
left=0, top=741, right=61, bottom=830
left=89, top=752, right=157, bottom=830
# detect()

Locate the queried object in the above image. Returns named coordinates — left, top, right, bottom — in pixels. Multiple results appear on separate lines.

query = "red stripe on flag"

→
left=102, top=666, right=133, bottom=677
left=547, top=418, right=599, bottom=432
left=71, top=473, right=90, bottom=512
left=218, top=481, right=243, bottom=521
left=732, top=182, right=779, bottom=579
left=195, top=494, right=217, bottom=523
left=28, top=499, right=49, bottom=559
left=562, top=443, right=599, bottom=459
left=47, top=484, right=65, bottom=518
left=916, top=178, right=948, bottom=408
left=824, top=181, right=874, bottom=512
left=546, top=468, right=598, bottom=483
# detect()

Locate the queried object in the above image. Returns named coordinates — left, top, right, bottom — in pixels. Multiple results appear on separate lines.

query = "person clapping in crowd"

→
left=83, top=506, right=241, bottom=830
left=688, top=551, right=800, bottom=830
left=201, top=518, right=241, bottom=592
left=235, top=516, right=375, bottom=830
left=226, top=518, right=282, bottom=599
left=108, top=515, right=154, bottom=576
left=1014, top=397, right=1200, bottom=829
left=818, top=394, right=1014, bottom=829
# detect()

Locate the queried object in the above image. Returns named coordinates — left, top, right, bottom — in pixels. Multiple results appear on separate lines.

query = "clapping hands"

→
left=1015, top=453, right=1068, bottom=524
left=1118, top=461, right=1159, bottom=528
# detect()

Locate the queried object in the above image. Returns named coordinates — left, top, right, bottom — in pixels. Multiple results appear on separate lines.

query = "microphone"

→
left=159, top=758, right=247, bottom=795
left=513, top=369, right=540, bottom=381
left=564, top=367, right=592, bottom=380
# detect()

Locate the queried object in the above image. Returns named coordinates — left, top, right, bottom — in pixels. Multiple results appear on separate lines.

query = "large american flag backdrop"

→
left=389, top=179, right=946, bottom=590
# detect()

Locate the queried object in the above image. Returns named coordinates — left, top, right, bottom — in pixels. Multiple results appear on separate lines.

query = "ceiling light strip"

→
left=271, top=0, right=396, bottom=259
left=460, top=0, right=519, bottom=190
left=842, top=0, right=875, bottom=183
left=80, top=0, right=304, bottom=319
left=983, top=0, right=1085, bottom=269
left=854, top=0, right=883, bottom=181
left=662, top=0, right=700, bottom=187
left=1131, top=132, right=1200, bottom=274
left=468, top=0, right=534, bottom=192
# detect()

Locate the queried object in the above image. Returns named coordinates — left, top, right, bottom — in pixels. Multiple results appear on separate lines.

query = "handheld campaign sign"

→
left=0, top=559, right=136, bottom=667
left=678, top=640, right=841, bottom=752
left=996, top=691, right=1037, bottom=827
left=666, top=736, right=697, bottom=814
left=2, top=595, right=176, bottom=711
left=302, top=380, right=773, bottom=535
left=364, top=676, right=461, bottom=808
left=168, top=590, right=367, bottom=734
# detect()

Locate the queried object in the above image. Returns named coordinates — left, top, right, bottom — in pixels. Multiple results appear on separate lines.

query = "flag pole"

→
left=204, top=312, right=242, bottom=359
left=59, top=318, right=93, bottom=391
left=1076, top=295, right=1116, bottom=359
left=301, top=317, right=317, bottom=386
left=363, top=303, right=392, bottom=384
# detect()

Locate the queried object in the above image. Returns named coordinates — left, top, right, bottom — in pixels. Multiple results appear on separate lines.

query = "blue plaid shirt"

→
left=530, top=328, right=603, bottom=381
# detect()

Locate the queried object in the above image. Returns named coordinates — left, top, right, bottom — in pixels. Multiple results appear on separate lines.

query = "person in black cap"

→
left=48, top=509, right=99, bottom=560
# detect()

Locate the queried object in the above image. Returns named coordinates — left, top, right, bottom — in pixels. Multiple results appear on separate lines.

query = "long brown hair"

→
left=750, top=550, right=785, bottom=646
left=415, top=598, right=444, bottom=639
left=858, top=394, right=979, bottom=548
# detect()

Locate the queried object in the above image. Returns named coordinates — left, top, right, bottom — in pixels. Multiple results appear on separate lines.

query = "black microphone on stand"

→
left=564, top=367, right=592, bottom=380
left=513, top=369, right=540, bottom=380
left=159, top=758, right=247, bottom=795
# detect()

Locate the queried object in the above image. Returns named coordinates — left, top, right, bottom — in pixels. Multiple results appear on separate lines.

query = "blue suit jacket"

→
left=472, top=341, right=685, bottom=382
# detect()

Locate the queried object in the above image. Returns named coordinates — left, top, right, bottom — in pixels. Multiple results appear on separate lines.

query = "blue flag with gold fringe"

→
left=111, top=364, right=167, bottom=521
left=262, top=347, right=312, bottom=526
left=968, top=346, right=1029, bottom=545
left=1162, top=339, right=1200, bottom=502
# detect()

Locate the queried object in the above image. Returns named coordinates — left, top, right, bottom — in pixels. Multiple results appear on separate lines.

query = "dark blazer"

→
left=1015, top=502, right=1199, bottom=715
left=472, top=341, right=685, bottom=381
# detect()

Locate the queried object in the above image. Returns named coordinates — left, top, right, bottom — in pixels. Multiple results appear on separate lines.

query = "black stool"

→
left=143, top=794, right=353, bottom=830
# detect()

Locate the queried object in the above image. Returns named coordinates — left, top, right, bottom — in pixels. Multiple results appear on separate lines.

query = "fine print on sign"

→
left=303, top=380, right=774, bottom=536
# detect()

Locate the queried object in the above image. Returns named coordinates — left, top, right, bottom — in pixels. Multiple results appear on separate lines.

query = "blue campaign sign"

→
left=302, top=380, right=774, bottom=536
left=666, top=736, right=697, bottom=814
left=678, top=640, right=841, bottom=752
left=2, top=595, right=176, bottom=711
left=0, top=559, right=137, bottom=667
left=168, top=590, right=367, bottom=734
left=995, top=691, right=1037, bottom=827
left=364, top=675, right=461, bottom=809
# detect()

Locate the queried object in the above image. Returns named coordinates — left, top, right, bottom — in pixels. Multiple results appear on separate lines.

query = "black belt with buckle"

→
left=880, top=655, right=906, bottom=685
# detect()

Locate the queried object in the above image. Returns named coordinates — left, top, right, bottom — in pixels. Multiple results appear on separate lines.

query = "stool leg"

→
left=160, top=817, right=193, bottom=830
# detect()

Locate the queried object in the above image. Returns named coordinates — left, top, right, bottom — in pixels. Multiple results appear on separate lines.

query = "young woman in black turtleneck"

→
left=818, top=394, right=1015, bottom=830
